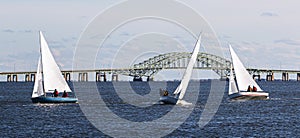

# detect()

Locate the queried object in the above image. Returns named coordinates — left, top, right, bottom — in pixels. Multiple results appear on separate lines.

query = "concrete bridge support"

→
left=252, top=74, right=261, bottom=81
left=112, top=73, right=118, bottom=82
left=133, top=76, right=143, bottom=81
left=282, top=72, right=289, bottom=81
left=297, top=73, right=300, bottom=81
left=147, top=76, right=154, bottom=82
left=96, top=72, right=100, bottom=82
left=13, top=75, right=17, bottom=82
left=25, top=74, right=31, bottom=82
left=96, top=72, right=107, bottom=82
left=31, top=74, right=35, bottom=82
left=7, top=74, right=18, bottom=82
left=7, top=75, right=11, bottom=82
left=78, top=72, right=88, bottom=82
left=266, top=72, right=274, bottom=81
left=25, top=74, right=35, bottom=82
left=63, top=72, right=71, bottom=81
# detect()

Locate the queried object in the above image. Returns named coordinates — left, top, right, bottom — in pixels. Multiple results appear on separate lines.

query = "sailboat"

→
left=228, top=45, right=269, bottom=100
left=31, top=31, right=78, bottom=103
left=159, top=35, right=201, bottom=105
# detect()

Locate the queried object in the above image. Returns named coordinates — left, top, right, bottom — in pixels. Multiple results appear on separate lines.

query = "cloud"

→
left=79, top=15, right=89, bottom=19
left=229, top=40, right=300, bottom=71
left=24, top=30, right=32, bottom=33
left=3, top=29, right=34, bottom=33
left=260, top=12, right=278, bottom=17
left=61, top=36, right=77, bottom=43
left=3, top=29, right=14, bottom=33
left=121, top=32, right=130, bottom=36
left=219, top=34, right=231, bottom=39
left=274, top=39, right=300, bottom=46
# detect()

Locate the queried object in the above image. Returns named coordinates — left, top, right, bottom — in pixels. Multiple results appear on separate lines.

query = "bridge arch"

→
left=122, top=52, right=231, bottom=79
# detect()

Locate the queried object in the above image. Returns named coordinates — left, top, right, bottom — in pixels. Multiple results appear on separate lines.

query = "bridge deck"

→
left=1, top=67, right=300, bottom=75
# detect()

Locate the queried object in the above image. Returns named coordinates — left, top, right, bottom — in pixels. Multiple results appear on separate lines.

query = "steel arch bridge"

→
left=115, top=52, right=232, bottom=79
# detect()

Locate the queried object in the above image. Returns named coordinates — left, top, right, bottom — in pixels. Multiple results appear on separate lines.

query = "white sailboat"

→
left=31, top=31, right=78, bottom=103
left=228, top=45, right=269, bottom=100
left=159, top=34, right=201, bottom=105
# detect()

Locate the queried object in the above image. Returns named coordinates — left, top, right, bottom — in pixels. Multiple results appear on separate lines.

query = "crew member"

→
left=247, top=85, right=252, bottom=92
left=62, top=90, right=68, bottom=97
left=53, top=89, right=59, bottom=97
left=163, top=90, right=169, bottom=96
left=253, top=86, right=257, bottom=92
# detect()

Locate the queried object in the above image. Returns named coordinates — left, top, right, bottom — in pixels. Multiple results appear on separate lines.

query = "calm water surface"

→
left=0, top=80, right=299, bottom=137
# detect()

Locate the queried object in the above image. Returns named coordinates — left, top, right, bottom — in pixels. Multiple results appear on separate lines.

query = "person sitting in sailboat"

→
left=62, top=90, right=68, bottom=97
left=53, top=89, right=59, bottom=97
left=163, top=90, right=169, bottom=96
left=247, top=85, right=252, bottom=92
left=253, top=86, right=257, bottom=92
left=159, top=88, right=169, bottom=96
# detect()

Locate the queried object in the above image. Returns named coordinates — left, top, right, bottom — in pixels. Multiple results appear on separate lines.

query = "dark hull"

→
left=229, top=92, right=269, bottom=101
left=31, top=96, right=78, bottom=103
left=159, top=96, right=178, bottom=105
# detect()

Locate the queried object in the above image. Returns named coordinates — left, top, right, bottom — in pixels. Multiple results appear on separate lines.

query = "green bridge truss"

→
left=115, top=52, right=232, bottom=79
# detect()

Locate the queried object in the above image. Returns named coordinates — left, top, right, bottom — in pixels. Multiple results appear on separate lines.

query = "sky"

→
left=1, top=0, right=300, bottom=81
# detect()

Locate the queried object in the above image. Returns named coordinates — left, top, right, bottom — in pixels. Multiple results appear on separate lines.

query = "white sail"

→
left=39, top=31, right=72, bottom=93
left=173, top=35, right=201, bottom=100
left=229, top=45, right=262, bottom=92
left=32, top=58, right=44, bottom=98
left=228, top=64, right=238, bottom=95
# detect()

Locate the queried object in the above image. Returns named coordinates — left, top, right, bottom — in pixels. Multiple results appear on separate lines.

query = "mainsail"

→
left=229, top=45, right=262, bottom=92
left=173, top=35, right=201, bottom=100
left=39, top=31, right=72, bottom=93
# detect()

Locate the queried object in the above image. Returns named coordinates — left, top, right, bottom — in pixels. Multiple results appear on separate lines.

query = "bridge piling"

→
left=96, top=72, right=107, bottom=82
left=96, top=72, right=100, bottom=82
left=7, top=74, right=18, bottom=82
left=133, top=76, right=142, bottom=81
left=78, top=73, right=82, bottom=81
left=297, top=73, right=300, bottom=81
left=147, top=76, right=154, bottom=81
left=266, top=72, right=274, bottom=81
left=63, top=72, right=71, bottom=82
left=31, top=74, right=35, bottom=82
left=112, top=73, right=118, bottom=82
left=25, top=74, right=31, bottom=82
left=78, top=73, right=88, bottom=82
left=24, top=74, right=35, bottom=82
left=12, top=75, right=18, bottom=82
left=282, top=72, right=289, bottom=81
left=253, top=74, right=261, bottom=81
left=7, top=75, right=11, bottom=82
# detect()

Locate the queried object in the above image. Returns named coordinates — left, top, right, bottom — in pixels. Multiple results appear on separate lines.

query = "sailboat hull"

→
left=31, top=96, right=78, bottom=103
left=229, top=92, right=269, bottom=101
left=159, top=96, right=178, bottom=105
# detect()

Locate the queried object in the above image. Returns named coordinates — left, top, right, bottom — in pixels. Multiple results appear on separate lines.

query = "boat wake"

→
left=176, top=100, right=192, bottom=106
left=270, top=98, right=281, bottom=100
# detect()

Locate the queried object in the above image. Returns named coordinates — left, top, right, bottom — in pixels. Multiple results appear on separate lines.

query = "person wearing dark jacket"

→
left=247, top=85, right=252, bottom=92
left=62, top=90, right=68, bottom=97
left=53, top=89, right=59, bottom=97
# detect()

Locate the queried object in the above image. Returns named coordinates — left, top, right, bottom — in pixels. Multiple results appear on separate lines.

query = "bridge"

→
left=1, top=52, right=300, bottom=82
